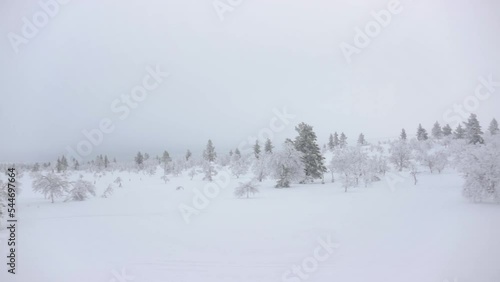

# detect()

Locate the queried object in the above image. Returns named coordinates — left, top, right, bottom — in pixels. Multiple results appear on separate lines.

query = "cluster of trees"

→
left=18, top=112, right=500, bottom=204
left=404, top=115, right=498, bottom=145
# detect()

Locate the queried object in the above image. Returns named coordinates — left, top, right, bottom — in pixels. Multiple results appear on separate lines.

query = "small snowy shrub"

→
left=459, top=137, right=500, bottom=202
left=234, top=180, right=259, bottom=198
left=65, top=178, right=96, bottom=201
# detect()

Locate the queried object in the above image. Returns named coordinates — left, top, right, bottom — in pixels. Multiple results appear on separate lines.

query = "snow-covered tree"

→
left=489, top=118, right=499, bottom=135
left=253, top=140, right=261, bottom=159
left=264, top=138, right=274, bottom=154
left=185, top=149, right=192, bottom=161
left=73, top=159, right=80, bottom=170
left=328, top=133, right=335, bottom=151
left=294, top=122, right=327, bottom=182
left=389, top=140, right=411, bottom=171
left=416, top=124, right=428, bottom=141
left=230, top=148, right=249, bottom=178
left=234, top=180, right=259, bottom=198
left=161, top=150, right=172, bottom=170
left=339, top=132, right=348, bottom=148
left=357, top=133, right=366, bottom=146
left=271, top=141, right=305, bottom=188
left=203, top=139, right=217, bottom=162
left=330, top=146, right=366, bottom=191
left=434, top=150, right=449, bottom=173
left=114, top=177, right=123, bottom=188
left=412, top=140, right=438, bottom=173
left=432, top=122, right=443, bottom=139
left=32, top=172, right=70, bottom=203
left=161, top=174, right=170, bottom=184
left=65, top=177, right=96, bottom=201
left=459, top=136, right=500, bottom=202
left=135, top=152, right=144, bottom=169
left=361, top=156, right=379, bottom=187
left=104, top=155, right=110, bottom=169
left=454, top=124, right=466, bottom=139
left=202, top=140, right=218, bottom=181
left=442, top=124, right=453, bottom=137
left=56, top=158, right=62, bottom=173
left=464, top=114, right=484, bottom=145
left=173, top=159, right=185, bottom=176
left=400, top=129, right=407, bottom=141
left=252, top=153, right=270, bottom=182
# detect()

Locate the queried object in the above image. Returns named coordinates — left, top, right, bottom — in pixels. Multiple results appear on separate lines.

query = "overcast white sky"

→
left=1, top=0, right=499, bottom=162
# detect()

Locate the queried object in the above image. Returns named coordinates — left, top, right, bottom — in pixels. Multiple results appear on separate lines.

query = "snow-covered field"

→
left=1, top=169, right=499, bottom=282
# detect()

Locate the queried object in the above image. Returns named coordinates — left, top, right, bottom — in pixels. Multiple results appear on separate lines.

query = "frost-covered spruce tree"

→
left=271, top=140, right=305, bottom=188
left=459, top=136, right=500, bottom=202
left=294, top=122, right=327, bottom=182
left=32, top=172, right=70, bottom=203
left=171, top=159, right=184, bottom=176
left=66, top=176, right=96, bottom=201
left=161, top=150, right=172, bottom=170
left=135, top=151, right=144, bottom=169
left=454, top=124, right=466, bottom=139
left=389, top=140, right=411, bottom=171
left=264, top=138, right=274, bottom=154
left=104, top=155, right=110, bottom=169
left=432, top=122, right=443, bottom=139
left=185, top=149, right=192, bottom=161
left=489, top=118, right=499, bottom=135
left=328, top=134, right=335, bottom=151
left=339, top=133, right=348, bottom=148
left=202, top=139, right=217, bottom=181
left=357, top=133, right=366, bottom=146
left=252, top=152, right=270, bottom=182
left=416, top=124, right=429, bottom=141
left=442, top=124, right=453, bottom=137
left=400, top=129, right=407, bottom=141
left=333, top=132, right=340, bottom=147
left=230, top=148, right=249, bottom=178
left=253, top=140, right=261, bottom=159
left=464, top=113, right=484, bottom=144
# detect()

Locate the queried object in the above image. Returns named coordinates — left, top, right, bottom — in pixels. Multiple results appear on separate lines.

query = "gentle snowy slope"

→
left=1, top=170, right=499, bottom=282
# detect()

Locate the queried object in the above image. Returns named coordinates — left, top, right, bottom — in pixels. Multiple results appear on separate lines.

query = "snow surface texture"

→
left=1, top=169, right=499, bottom=282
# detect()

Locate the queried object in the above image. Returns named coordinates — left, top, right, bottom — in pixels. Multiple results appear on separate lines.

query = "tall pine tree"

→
left=264, top=138, right=274, bottom=154
left=339, top=133, right=348, bottom=148
left=489, top=118, right=499, bottom=135
left=328, top=134, right=335, bottom=151
left=454, top=124, right=465, bottom=139
left=416, top=124, right=428, bottom=141
left=464, top=114, right=484, bottom=144
left=431, top=122, right=443, bottom=139
left=400, top=129, right=407, bottom=141
left=293, top=122, right=327, bottom=181
left=357, top=133, right=366, bottom=145
left=203, top=139, right=217, bottom=162
left=253, top=140, right=261, bottom=159
left=442, top=124, right=452, bottom=137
